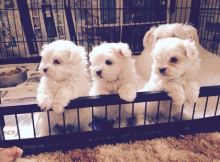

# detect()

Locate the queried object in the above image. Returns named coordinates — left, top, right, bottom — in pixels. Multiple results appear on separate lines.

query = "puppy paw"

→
left=184, top=81, right=200, bottom=105
left=167, top=90, right=185, bottom=107
left=185, top=89, right=199, bottom=105
left=37, top=97, right=53, bottom=111
left=118, top=85, right=137, bottom=102
left=52, top=102, right=64, bottom=114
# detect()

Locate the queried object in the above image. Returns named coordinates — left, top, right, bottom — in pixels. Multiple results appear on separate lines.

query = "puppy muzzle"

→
left=159, top=68, right=166, bottom=75
left=96, top=70, right=103, bottom=78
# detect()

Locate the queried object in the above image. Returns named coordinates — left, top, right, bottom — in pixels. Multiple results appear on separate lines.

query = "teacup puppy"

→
left=36, top=40, right=91, bottom=136
left=142, top=37, right=201, bottom=119
left=136, top=23, right=199, bottom=84
left=89, top=42, right=142, bottom=127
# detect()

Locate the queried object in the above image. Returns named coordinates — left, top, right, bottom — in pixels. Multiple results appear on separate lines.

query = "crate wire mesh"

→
left=0, top=0, right=219, bottom=60
left=0, top=0, right=220, bottom=155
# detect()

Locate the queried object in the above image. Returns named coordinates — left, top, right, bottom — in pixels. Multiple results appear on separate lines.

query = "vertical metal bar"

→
left=189, top=0, right=201, bottom=28
left=132, top=103, right=134, bottom=127
left=118, top=104, right=121, bottom=128
left=62, top=112, right=66, bottom=134
left=64, top=0, right=77, bottom=43
left=92, top=106, right=94, bottom=131
left=168, top=100, right=172, bottom=122
left=77, top=108, right=80, bottom=132
left=17, top=0, right=39, bottom=54
left=180, top=104, right=184, bottom=120
left=170, top=0, right=176, bottom=15
left=144, top=102, right=147, bottom=125
left=47, top=111, right=52, bottom=136
left=203, top=97, right=209, bottom=118
left=192, top=103, right=197, bottom=120
left=36, top=0, right=44, bottom=46
left=105, top=105, right=107, bottom=120
left=214, top=96, right=219, bottom=116
left=156, top=101, right=160, bottom=124
left=15, top=114, right=20, bottom=139
left=31, top=112, right=36, bottom=138
left=0, top=115, right=5, bottom=141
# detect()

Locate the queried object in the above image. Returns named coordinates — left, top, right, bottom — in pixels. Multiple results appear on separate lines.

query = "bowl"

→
left=0, top=67, right=28, bottom=88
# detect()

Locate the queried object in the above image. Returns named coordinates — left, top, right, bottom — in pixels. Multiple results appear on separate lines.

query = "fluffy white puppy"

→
left=136, top=23, right=220, bottom=119
left=136, top=23, right=200, bottom=84
left=36, top=40, right=91, bottom=136
left=89, top=42, right=142, bottom=127
left=137, top=23, right=220, bottom=87
left=142, top=37, right=200, bottom=119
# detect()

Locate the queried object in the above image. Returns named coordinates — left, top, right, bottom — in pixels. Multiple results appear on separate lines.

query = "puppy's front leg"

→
left=184, top=81, right=200, bottom=105
left=36, top=87, right=53, bottom=111
left=52, top=88, right=72, bottom=114
left=118, top=84, right=137, bottom=102
left=165, top=82, right=185, bottom=107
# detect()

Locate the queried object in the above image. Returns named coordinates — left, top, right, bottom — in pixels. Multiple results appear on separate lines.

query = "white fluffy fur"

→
left=89, top=42, right=143, bottom=127
left=142, top=37, right=200, bottom=118
left=36, top=40, right=91, bottom=136
left=136, top=23, right=220, bottom=87
left=135, top=23, right=220, bottom=122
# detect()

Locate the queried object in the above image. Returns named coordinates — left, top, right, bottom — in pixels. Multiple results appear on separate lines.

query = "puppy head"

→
left=143, top=23, right=199, bottom=49
left=89, top=42, right=133, bottom=82
left=151, top=37, right=200, bottom=79
left=39, top=40, right=87, bottom=82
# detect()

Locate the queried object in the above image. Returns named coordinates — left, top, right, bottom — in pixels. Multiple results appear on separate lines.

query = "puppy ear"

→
left=184, top=24, right=199, bottom=44
left=182, top=40, right=199, bottom=59
left=69, top=45, right=87, bottom=63
left=143, top=27, right=156, bottom=48
left=116, top=43, right=132, bottom=58
left=39, top=44, right=48, bottom=56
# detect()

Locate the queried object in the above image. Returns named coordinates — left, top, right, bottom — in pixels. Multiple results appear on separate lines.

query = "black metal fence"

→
left=0, top=86, right=220, bottom=155
left=0, top=0, right=220, bottom=155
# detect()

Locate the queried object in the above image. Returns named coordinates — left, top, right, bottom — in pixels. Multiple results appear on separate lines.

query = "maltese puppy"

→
left=136, top=23, right=220, bottom=119
left=136, top=23, right=199, bottom=84
left=142, top=37, right=201, bottom=119
left=89, top=42, right=142, bottom=127
left=36, top=40, right=91, bottom=136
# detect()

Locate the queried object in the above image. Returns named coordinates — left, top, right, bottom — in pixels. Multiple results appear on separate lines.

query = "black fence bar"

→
left=17, top=0, right=39, bottom=54
left=0, top=85, right=220, bottom=115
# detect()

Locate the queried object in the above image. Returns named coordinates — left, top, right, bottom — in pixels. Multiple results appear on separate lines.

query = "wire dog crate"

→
left=0, top=0, right=220, bottom=155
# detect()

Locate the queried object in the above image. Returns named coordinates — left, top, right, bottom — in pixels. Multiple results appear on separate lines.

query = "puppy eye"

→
left=53, top=59, right=61, bottom=65
left=105, top=60, right=112, bottom=65
left=169, top=57, right=178, bottom=63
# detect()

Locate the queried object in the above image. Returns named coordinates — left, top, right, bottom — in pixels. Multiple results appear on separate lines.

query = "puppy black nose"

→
left=159, top=68, right=166, bottom=74
left=43, top=68, right=48, bottom=73
left=96, top=70, right=102, bottom=76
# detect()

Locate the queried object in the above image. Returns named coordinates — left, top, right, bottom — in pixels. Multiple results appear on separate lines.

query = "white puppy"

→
left=136, top=23, right=220, bottom=119
left=89, top=42, right=142, bottom=127
left=36, top=40, right=91, bottom=136
left=137, top=23, right=220, bottom=87
left=136, top=23, right=200, bottom=84
left=143, top=37, right=201, bottom=119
